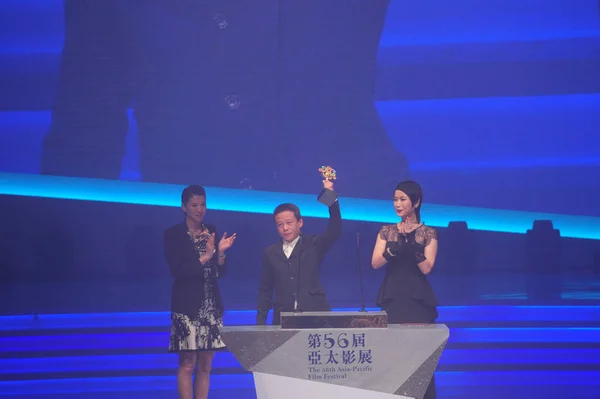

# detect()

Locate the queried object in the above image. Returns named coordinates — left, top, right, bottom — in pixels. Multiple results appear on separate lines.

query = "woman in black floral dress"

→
left=164, top=185, right=236, bottom=399
left=371, top=180, right=439, bottom=399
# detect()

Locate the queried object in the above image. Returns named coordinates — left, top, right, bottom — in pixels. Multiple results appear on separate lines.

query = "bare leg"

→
left=177, top=352, right=196, bottom=399
left=194, top=351, right=215, bottom=399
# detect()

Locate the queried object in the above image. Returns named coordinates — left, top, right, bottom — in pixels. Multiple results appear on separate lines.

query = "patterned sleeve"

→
left=422, top=226, right=438, bottom=247
left=378, top=225, right=395, bottom=241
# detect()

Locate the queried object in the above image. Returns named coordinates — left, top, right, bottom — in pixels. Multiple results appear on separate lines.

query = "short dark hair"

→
left=181, top=185, right=206, bottom=205
left=394, top=180, right=423, bottom=222
left=273, top=203, right=302, bottom=221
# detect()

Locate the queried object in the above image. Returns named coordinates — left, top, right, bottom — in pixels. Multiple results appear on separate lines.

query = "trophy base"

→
left=317, top=189, right=338, bottom=207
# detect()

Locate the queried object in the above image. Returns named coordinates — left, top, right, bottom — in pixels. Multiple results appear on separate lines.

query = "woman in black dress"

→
left=371, top=180, right=439, bottom=399
left=164, top=185, right=236, bottom=399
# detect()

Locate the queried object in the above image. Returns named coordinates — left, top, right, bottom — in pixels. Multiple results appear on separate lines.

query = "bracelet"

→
left=382, top=247, right=396, bottom=261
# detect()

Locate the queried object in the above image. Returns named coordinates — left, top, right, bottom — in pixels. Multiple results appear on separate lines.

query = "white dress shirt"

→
left=282, top=236, right=300, bottom=258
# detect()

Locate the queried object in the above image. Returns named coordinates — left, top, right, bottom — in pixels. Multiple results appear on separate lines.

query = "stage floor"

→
left=1, top=287, right=599, bottom=399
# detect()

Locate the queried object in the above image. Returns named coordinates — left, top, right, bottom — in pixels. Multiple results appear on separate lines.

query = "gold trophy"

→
left=317, top=165, right=338, bottom=206
left=318, top=165, right=337, bottom=182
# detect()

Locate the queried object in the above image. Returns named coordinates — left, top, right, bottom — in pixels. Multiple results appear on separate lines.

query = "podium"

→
left=220, top=311, right=449, bottom=399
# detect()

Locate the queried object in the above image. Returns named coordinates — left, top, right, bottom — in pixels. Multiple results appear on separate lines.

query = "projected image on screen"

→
left=19, top=0, right=405, bottom=200
left=374, top=1, right=600, bottom=215
left=1, top=0, right=600, bottom=215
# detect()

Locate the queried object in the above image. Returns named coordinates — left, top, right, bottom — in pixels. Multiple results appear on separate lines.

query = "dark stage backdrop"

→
left=1, top=0, right=600, bottom=315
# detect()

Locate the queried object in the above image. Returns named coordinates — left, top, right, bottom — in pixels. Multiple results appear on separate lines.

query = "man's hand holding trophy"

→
left=317, top=165, right=338, bottom=206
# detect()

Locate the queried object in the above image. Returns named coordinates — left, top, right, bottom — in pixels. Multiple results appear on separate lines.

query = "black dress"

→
left=375, top=224, right=439, bottom=399
left=376, top=224, right=438, bottom=323
left=164, top=223, right=226, bottom=352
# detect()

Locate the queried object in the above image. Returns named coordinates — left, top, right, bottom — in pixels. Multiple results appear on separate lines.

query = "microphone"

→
left=292, top=240, right=303, bottom=313
left=356, top=232, right=367, bottom=312
left=293, top=292, right=301, bottom=313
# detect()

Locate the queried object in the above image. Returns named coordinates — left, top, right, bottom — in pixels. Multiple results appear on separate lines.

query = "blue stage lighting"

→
left=1, top=172, right=599, bottom=239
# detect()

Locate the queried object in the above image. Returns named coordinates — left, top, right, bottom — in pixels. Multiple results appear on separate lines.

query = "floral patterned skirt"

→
left=169, top=309, right=226, bottom=352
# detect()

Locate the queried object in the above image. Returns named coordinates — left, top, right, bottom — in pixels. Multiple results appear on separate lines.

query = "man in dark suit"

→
left=256, top=179, right=342, bottom=325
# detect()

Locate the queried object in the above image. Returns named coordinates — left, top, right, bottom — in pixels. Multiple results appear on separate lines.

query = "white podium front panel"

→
left=253, top=372, right=412, bottom=399
left=221, top=324, right=449, bottom=399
